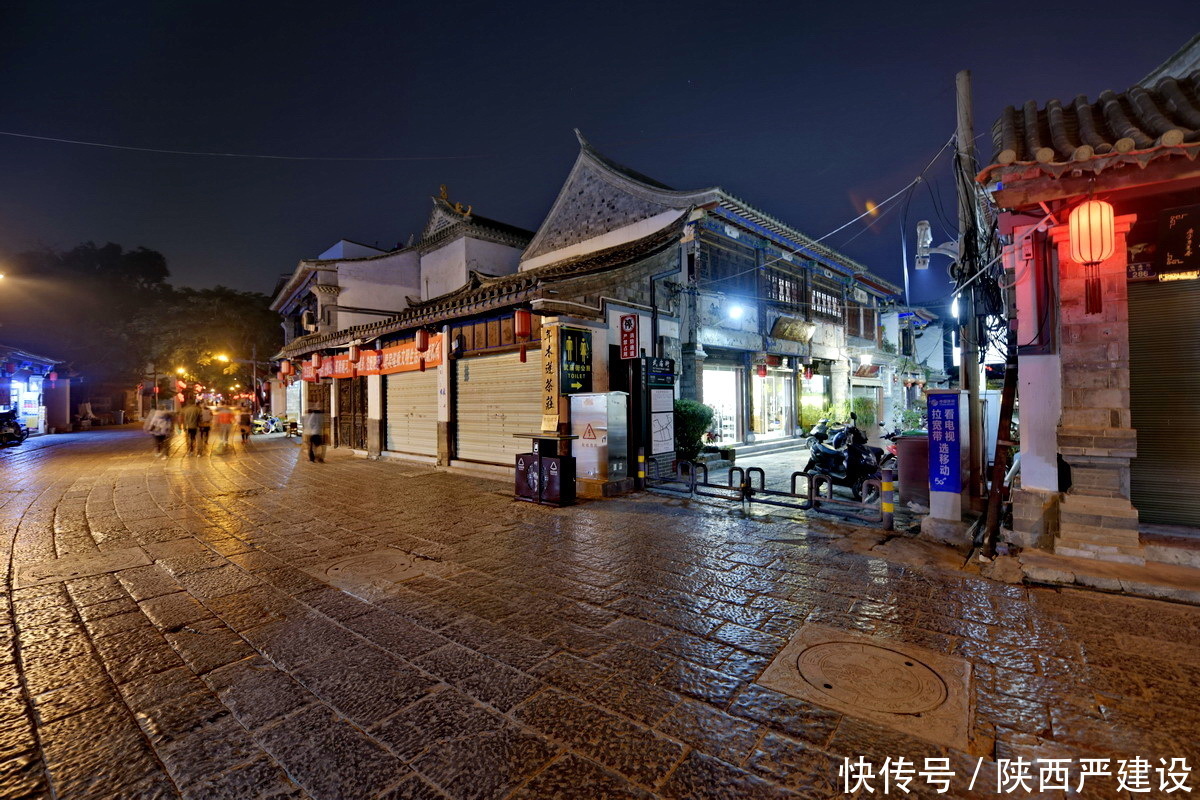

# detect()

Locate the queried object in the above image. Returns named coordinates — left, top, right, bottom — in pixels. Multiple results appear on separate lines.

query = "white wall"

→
left=420, top=238, right=468, bottom=300
left=336, top=250, right=420, bottom=327
left=464, top=238, right=523, bottom=278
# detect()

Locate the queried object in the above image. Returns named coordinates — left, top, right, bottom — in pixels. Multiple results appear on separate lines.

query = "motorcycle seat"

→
left=813, top=442, right=843, bottom=457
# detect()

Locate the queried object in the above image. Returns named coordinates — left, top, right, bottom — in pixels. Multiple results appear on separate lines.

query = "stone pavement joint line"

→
left=0, top=428, right=1197, bottom=799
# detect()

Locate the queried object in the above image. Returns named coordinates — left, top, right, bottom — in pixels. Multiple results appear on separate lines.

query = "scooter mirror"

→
left=850, top=412, right=857, bottom=421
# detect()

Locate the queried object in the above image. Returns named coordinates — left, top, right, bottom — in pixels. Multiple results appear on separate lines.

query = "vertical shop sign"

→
left=541, top=323, right=560, bottom=431
left=927, top=393, right=961, bottom=493
left=619, top=314, right=639, bottom=359
left=559, top=327, right=592, bottom=394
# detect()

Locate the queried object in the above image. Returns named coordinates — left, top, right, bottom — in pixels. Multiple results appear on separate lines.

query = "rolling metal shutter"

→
left=384, top=370, right=438, bottom=456
left=1128, top=279, right=1200, bottom=528
left=455, top=352, right=542, bottom=465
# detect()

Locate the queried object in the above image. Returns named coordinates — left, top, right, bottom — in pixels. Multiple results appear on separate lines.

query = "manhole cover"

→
left=797, top=642, right=947, bottom=714
left=758, top=623, right=982, bottom=754
left=324, top=551, right=419, bottom=583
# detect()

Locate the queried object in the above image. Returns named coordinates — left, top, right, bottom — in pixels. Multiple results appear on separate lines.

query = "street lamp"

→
left=215, top=354, right=230, bottom=363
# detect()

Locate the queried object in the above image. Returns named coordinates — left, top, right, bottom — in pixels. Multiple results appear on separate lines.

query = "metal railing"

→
left=646, top=458, right=895, bottom=529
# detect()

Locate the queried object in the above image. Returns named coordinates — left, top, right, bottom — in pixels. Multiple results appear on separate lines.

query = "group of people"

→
left=142, top=400, right=253, bottom=457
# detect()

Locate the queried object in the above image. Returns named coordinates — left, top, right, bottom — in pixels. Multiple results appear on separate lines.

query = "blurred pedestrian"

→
left=214, top=405, right=234, bottom=452
left=302, top=407, right=326, bottom=463
left=180, top=399, right=202, bottom=455
left=143, top=408, right=173, bottom=458
left=198, top=404, right=213, bottom=452
left=238, top=407, right=252, bottom=444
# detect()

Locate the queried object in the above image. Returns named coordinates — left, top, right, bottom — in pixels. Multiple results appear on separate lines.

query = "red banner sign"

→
left=380, top=334, right=443, bottom=374
left=299, top=335, right=442, bottom=381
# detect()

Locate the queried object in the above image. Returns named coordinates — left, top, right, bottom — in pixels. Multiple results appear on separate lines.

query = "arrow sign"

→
left=570, top=381, right=583, bottom=390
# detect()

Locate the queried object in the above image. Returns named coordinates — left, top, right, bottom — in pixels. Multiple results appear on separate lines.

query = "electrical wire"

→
left=0, top=129, right=492, bottom=161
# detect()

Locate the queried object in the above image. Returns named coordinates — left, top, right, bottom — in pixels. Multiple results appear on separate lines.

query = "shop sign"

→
left=770, top=316, right=816, bottom=343
left=560, top=327, right=592, bottom=394
left=1160, top=203, right=1200, bottom=272
left=379, top=335, right=443, bottom=375
left=330, top=354, right=355, bottom=379
left=928, top=393, right=961, bottom=494
left=541, top=324, right=560, bottom=430
left=318, top=358, right=335, bottom=379
left=355, top=350, right=382, bottom=375
left=619, top=314, right=639, bottom=359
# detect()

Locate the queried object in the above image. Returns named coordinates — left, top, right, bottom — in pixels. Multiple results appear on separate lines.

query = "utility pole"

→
left=955, top=69, right=984, bottom=510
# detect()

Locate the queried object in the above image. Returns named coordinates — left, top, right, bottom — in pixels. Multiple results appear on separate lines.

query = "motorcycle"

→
left=253, top=415, right=282, bottom=435
left=0, top=411, right=29, bottom=447
left=805, top=418, right=843, bottom=450
left=802, top=412, right=885, bottom=501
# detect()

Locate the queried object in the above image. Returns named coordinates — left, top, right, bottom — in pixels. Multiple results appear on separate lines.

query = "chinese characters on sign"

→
left=541, top=324, right=560, bottom=431
left=299, top=337, right=441, bottom=382
left=840, top=755, right=1192, bottom=795
left=619, top=313, right=639, bottom=359
left=927, top=392, right=960, bottom=493
left=1161, top=203, right=1200, bottom=271
left=559, top=327, right=592, bottom=394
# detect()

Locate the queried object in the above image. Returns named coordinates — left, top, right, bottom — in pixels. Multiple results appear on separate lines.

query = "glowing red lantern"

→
left=311, top=353, right=322, bottom=369
left=415, top=329, right=430, bottom=353
left=514, top=309, right=532, bottom=339
left=348, top=344, right=360, bottom=363
left=47, top=371, right=58, bottom=382
left=756, top=364, right=768, bottom=378
left=280, top=359, right=292, bottom=376
left=1068, top=199, right=1115, bottom=314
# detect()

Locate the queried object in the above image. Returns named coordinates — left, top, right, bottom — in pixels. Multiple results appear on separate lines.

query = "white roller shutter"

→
left=455, top=352, right=542, bottom=465
left=385, top=370, right=439, bottom=456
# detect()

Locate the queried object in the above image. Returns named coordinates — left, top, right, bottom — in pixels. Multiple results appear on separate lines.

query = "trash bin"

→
left=514, top=453, right=539, bottom=502
left=113, top=410, right=125, bottom=425
left=896, top=434, right=930, bottom=509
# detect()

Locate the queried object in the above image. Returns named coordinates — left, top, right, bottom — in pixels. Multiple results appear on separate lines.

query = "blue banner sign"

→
left=927, top=393, right=961, bottom=494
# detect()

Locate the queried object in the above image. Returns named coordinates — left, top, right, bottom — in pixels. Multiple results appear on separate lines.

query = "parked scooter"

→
left=805, top=418, right=844, bottom=450
left=880, top=423, right=901, bottom=470
left=802, top=412, right=885, bottom=501
left=0, top=410, right=29, bottom=447
left=253, top=415, right=282, bottom=435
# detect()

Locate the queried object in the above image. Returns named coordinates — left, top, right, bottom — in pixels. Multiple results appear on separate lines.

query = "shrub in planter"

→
left=674, top=399, right=715, bottom=463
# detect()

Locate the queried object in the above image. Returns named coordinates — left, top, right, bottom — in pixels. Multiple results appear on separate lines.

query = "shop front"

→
left=800, top=361, right=833, bottom=430
left=702, top=352, right=799, bottom=445
left=0, top=348, right=60, bottom=435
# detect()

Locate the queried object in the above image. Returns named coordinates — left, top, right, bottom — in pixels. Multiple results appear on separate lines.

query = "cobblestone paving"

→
left=1, top=429, right=1197, bottom=799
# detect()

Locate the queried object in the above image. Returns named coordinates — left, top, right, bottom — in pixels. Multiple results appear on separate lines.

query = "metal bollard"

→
left=881, top=468, right=895, bottom=531
left=636, top=447, right=645, bottom=490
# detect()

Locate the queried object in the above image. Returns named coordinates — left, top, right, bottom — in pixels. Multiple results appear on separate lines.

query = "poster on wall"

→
left=1159, top=203, right=1200, bottom=275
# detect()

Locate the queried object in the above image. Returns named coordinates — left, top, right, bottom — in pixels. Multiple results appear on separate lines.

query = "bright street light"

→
left=215, top=354, right=230, bottom=363
left=728, top=304, right=744, bottom=320
left=175, top=367, right=186, bottom=375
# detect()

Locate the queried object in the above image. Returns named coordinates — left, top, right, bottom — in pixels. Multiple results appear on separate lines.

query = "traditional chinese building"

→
left=978, top=37, right=1200, bottom=581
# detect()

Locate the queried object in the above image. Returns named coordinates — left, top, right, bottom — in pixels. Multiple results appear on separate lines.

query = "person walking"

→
left=302, top=407, right=327, bottom=463
left=214, top=405, right=235, bottom=453
left=143, top=408, right=173, bottom=458
left=198, top=404, right=213, bottom=452
left=180, top=399, right=202, bottom=455
left=238, top=406, right=253, bottom=444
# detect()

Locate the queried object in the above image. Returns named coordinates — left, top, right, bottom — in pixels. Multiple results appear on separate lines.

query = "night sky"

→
left=1, top=2, right=1195, bottom=308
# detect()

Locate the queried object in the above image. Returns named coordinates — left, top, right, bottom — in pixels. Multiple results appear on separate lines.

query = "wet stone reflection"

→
left=0, top=429, right=1197, bottom=799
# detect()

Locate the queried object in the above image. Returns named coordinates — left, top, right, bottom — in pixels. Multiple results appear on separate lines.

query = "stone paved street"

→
left=1, top=429, right=1198, bottom=799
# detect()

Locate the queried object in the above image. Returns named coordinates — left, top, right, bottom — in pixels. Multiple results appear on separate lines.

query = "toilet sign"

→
left=619, top=314, right=639, bottom=359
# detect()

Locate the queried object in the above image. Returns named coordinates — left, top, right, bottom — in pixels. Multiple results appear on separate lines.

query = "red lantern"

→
left=280, top=359, right=292, bottom=375
left=756, top=364, right=768, bottom=378
left=514, top=309, right=532, bottom=339
left=311, top=353, right=322, bottom=369
left=1068, top=199, right=1115, bottom=315
left=415, top=329, right=430, bottom=353
left=47, top=371, right=58, bottom=382
left=176, top=393, right=185, bottom=404
left=804, top=368, right=813, bottom=381
left=348, top=344, right=360, bottom=363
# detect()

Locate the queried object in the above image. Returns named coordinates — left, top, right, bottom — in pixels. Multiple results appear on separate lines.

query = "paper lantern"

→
left=311, top=353, right=322, bottom=369
left=756, top=364, right=767, bottom=378
left=415, top=329, right=430, bottom=353
left=514, top=309, right=532, bottom=339
left=47, top=371, right=58, bottom=382
left=280, top=359, right=292, bottom=376
left=1068, top=199, right=1115, bottom=315
left=348, top=344, right=360, bottom=363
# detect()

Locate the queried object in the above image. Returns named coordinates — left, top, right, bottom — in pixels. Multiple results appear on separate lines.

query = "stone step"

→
left=1140, top=527, right=1200, bottom=570
left=1020, top=548, right=1200, bottom=604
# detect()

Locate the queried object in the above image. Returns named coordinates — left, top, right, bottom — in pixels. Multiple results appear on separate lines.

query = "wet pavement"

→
left=1, top=429, right=1197, bottom=799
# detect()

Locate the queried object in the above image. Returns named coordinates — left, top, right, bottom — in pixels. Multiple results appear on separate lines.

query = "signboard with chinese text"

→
left=379, top=335, right=443, bottom=375
left=355, top=350, right=382, bottom=375
left=541, top=324, right=560, bottom=430
left=927, top=392, right=961, bottom=494
left=1160, top=203, right=1200, bottom=272
left=619, top=313, right=639, bottom=359
left=559, top=327, right=593, bottom=394
left=301, top=363, right=316, bottom=382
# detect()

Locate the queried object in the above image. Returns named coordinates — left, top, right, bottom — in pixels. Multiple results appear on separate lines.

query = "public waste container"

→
left=896, top=433, right=930, bottom=509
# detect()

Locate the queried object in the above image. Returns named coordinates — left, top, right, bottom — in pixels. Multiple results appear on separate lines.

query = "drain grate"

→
left=758, top=623, right=980, bottom=753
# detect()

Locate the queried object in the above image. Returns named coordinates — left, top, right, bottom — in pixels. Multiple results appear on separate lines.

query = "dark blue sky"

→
left=1, top=1, right=1195, bottom=307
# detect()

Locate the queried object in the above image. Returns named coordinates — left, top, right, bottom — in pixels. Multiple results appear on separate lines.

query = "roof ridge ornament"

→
left=437, top=184, right=472, bottom=216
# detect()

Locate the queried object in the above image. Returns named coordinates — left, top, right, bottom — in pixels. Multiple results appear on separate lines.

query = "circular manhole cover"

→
left=796, top=642, right=947, bottom=714
left=324, top=551, right=418, bottom=583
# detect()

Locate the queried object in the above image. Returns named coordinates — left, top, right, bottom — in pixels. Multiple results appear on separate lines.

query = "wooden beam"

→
left=991, top=158, right=1200, bottom=210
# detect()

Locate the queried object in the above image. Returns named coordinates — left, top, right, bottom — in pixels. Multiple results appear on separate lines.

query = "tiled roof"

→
left=275, top=217, right=685, bottom=358
left=978, top=68, right=1200, bottom=183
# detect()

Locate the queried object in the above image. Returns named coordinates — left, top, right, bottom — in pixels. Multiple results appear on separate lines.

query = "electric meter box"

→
left=569, top=392, right=628, bottom=481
